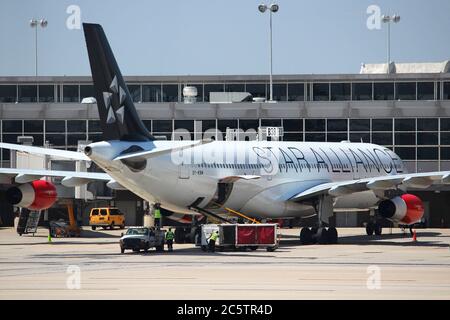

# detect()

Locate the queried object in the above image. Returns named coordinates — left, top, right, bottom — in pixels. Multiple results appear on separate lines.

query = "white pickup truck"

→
left=119, top=227, right=165, bottom=253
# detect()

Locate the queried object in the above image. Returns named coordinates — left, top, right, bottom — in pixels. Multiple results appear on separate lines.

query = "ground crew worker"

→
left=154, top=203, right=161, bottom=228
left=165, top=228, right=175, bottom=252
left=208, top=231, right=219, bottom=252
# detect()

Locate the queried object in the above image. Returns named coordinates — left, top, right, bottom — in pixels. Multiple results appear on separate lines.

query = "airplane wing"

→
left=0, top=168, right=111, bottom=186
left=290, top=171, right=450, bottom=202
left=0, top=143, right=89, bottom=161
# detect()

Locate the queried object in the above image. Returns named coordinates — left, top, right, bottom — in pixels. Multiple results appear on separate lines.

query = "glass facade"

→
left=1, top=117, right=450, bottom=163
left=1, top=80, right=447, bottom=103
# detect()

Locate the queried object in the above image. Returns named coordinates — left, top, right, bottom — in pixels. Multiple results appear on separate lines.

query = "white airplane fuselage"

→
left=87, top=140, right=407, bottom=219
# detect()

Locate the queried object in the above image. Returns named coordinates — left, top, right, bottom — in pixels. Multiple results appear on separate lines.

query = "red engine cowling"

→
left=6, top=180, right=57, bottom=210
left=378, top=194, right=424, bottom=225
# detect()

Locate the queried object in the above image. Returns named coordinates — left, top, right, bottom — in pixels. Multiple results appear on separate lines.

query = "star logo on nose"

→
left=103, top=75, right=126, bottom=124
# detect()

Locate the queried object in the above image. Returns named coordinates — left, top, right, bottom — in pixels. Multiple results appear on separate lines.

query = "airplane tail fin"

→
left=83, top=23, right=154, bottom=141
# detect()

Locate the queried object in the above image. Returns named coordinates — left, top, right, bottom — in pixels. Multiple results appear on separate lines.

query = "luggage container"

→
left=199, top=223, right=279, bottom=252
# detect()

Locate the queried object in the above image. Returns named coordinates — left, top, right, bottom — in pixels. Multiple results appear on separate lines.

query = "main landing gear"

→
left=300, top=226, right=338, bottom=245
left=365, top=221, right=383, bottom=236
left=300, top=195, right=338, bottom=245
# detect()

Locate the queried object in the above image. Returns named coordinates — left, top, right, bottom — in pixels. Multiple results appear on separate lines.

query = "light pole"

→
left=381, top=14, right=400, bottom=74
left=258, top=3, right=279, bottom=102
left=30, top=18, right=48, bottom=77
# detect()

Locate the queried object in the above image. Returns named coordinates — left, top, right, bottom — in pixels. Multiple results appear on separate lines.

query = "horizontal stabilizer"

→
left=113, top=139, right=213, bottom=161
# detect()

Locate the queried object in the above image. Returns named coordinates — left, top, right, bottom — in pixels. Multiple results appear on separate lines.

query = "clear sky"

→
left=1, top=0, right=449, bottom=76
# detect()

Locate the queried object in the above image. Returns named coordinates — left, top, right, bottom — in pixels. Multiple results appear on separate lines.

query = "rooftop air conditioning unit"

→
left=183, top=86, right=198, bottom=104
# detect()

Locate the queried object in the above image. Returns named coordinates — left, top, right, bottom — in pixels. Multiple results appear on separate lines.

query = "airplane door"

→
left=178, top=163, right=190, bottom=179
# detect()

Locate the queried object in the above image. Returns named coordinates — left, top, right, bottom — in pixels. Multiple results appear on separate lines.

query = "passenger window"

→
left=100, top=209, right=108, bottom=216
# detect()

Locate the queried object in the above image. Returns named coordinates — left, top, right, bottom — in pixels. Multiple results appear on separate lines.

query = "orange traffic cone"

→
left=412, top=230, right=417, bottom=242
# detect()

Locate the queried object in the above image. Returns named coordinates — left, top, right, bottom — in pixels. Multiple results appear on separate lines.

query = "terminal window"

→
left=272, top=83, right=287, bottom=101
left=45, top=120, right=65, bottom=133
left=327, top=119, right=348, bottom=132
left=395, top=119, right=416, bottom=131
left=18, top=85, right=37, bottom=102
left=0, top=85, right=16, bottom=102
left=246, top=83, right=266, bottom=99
left=372, top=119, right=393, bottom=131
left=3, top=120, right=22, bottom=133
left=80, top=85, right=95, bottom=101
left=239, top=119, right=259, bottom=131
left=163, top=84, right=179, bottom=102
left=283, top=119, right=303, bottom=132
left=417, top=147, right=438, bottom=160
left=153, top=120, right=173, bottom=133
left=350, top=119, right=370, bottom=131
left=38, top=85, right=55, bottom=103
left=350, top=133, right=370, bottom=143
left=313, top=83, right=330, bottom=101
left=372, top=132, right=393, bottom=146
left=24, top=120, right=43, bottom=133
left=418, top=132, right=438, bottom=145
left=444, top=82, right=450, bottom=100
left=225, top=83, right=245, bottom=93
left=204, top=84, right=224, bottom=102
left=67, top=120, right=86, bottom=132
left=374, top=82, right=394, bottom=100
left=63, top=85, right=79, bottom=103
left=330, top=83, right=350, bottom=101
left=287, top=83, right=304, bottom=101
left=327, top=133, right=348, bottom=142
left=417, top=82, right=435, bottom=100
left=305, top=119, right=325, bottom=132
left=305, top=133, right=325, bottom=142
left=127, top=84, right=141, bottom=103
left=143, top=84, right=162, bottom=102
left=352, top=83, right=372, bottom=101
left=396, top=82, right=416, bottom=101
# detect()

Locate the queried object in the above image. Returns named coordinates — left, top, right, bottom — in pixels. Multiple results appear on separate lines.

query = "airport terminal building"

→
left=1, top=61, right=450, bottom=227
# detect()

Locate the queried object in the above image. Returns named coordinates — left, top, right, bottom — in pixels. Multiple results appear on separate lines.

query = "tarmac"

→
left=0, top=226, right=449, bottom=299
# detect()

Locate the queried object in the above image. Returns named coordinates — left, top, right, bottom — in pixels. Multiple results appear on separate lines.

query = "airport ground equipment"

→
left=120, top=227, right=165, bottom=253
left=224, top=207, right=261, bottom=224
left=49, top=202, right=81, bottom=237
left=16, top=209, right=41, bottom=236
left=199, top=223, right=279, bottom=252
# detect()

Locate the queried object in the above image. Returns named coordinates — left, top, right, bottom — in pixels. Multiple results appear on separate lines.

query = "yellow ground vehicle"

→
left=89, top=208, right=125, bottom=230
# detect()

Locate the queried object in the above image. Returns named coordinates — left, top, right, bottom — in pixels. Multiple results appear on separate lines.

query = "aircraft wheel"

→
left=316, top=228, right=329, bottom=245
left=328, top=227, right=338, bottom=244
left=374, top=224, right=382, bottom=236
left=366, top=222, right=374, bottom=236
left=300, top=227, right=313, bottom=245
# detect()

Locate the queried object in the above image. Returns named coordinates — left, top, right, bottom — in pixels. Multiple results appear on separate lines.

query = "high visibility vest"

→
left=154, top=208, right=161, bottom=219
left=165, top=231, right=174, bottom=240
left=210, top=232, right=219, bottom=241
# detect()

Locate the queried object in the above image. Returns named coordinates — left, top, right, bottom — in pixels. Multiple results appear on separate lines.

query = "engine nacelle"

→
left=378, top=194, right=424, bottom=225
left=6, top=180, right=57, bottom=210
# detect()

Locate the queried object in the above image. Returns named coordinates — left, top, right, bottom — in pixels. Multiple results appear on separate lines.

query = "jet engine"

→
left=378, top=194, right=424, bottom=225
left=6, top=180, right=57, bottom=210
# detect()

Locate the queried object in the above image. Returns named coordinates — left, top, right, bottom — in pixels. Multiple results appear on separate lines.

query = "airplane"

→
left=1, top=23, right=448, bottom=245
